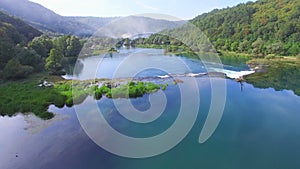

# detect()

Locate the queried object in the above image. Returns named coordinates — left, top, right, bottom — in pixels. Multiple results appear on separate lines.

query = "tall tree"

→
left=252, top=38, right=264, bottom=57
left=66, top=36, right=82, bottom=57
left=45, top=49, right=63, bottom=74
left=28, top=35, right=53, bottom=58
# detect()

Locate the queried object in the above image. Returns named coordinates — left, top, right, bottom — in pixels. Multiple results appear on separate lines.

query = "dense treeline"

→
left=43, top=35, right=84, bottom=75
left=0, top=11, right=84, bottom=80
left=0, top=11, right=42, bottom=79
left=134, top=0, right=300, bottom=57
left=132, top=24, right=219, bottom=57
left=0, top=11, right=42, bottom=43
left=192, top=0, right=300, bottom=57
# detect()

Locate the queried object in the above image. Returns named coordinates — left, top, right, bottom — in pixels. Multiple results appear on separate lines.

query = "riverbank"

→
left=245, top=58, right=300, bottom=96
left=0, top=73, right=169, bottom=119
left=89, top=46, right=300, bottom=97
left=0, top=73, right=65, bottom=119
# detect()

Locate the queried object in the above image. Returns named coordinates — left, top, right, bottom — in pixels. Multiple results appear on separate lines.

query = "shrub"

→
left=3, top=59, right=34, bottom=79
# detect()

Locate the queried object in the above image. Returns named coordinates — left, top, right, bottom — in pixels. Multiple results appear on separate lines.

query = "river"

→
left=1, top=48, right=300, bottom=169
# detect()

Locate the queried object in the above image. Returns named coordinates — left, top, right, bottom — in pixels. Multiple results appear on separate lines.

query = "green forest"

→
left=1, top=0, right=299, bottom=82
left=134, top=0, right=300, bottom=57
left=0, top=0, right=299, bottom=118
left=0, top=11, right=84, bottom=80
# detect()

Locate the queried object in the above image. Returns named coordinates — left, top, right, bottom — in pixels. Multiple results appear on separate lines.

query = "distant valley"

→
left=0, top=0, right=185, bottom=36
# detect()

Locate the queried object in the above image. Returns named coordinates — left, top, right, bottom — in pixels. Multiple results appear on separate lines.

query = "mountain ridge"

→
left=0, top=0, right=185, bottom=36
left=0, top=10, right=41, bottom=45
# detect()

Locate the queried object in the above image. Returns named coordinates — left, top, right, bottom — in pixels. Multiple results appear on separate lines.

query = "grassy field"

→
left=0, top=73, right=67, bottom=119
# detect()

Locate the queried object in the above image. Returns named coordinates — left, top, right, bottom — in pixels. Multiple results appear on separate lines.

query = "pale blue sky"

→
left=29, top=0, right=253, bottom=19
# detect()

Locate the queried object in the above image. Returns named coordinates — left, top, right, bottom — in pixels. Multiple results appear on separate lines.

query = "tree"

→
left=53, top=35, right=69, bottom=56
left=3, top=58, right=33, bottom=79
left=288, top=43, right=300, bottom=56
left=0, top=38, right=15, bottom=64
left=230, top=41, right=239, bottom=51
left=252, top=38, right=264, bottom=57
left=238, top=40, right=250, bottom=53
left=28, top=35, right=53, bottom=58
left=266, top=42, right=283, bottom=55
left=45, top=49, right=63, bottom=74
left=15, top=46, right=44, bottom=71
left=66, top=36, right=82, bottom=57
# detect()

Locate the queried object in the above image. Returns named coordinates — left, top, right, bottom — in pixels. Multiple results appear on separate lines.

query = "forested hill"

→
left=0, top=0, right=96, bottom=36
left=191, top=0, right=300, bottom=56
left=0, top=11, right=41, bottom=44
left=0, top=11, right=43, bottom=79
left=0, top=10, right=41, bottom=66
left=0, top=0, right=185, bottom=36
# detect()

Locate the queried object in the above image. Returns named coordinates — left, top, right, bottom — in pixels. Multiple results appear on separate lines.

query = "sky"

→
left=29, top=0, right=252, bottom=20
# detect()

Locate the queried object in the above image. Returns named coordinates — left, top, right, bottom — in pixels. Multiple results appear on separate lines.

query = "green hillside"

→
left=134, top=0, right=299, bottom=57
left=0, top=0, right=95, bottom=36
left=0, top=10, right=41, bottom=44
left=0, top=0, right=186, bottom=36
left=191, top=0, right=300, bottom=56
left=0, top=11, right=42, bottom=79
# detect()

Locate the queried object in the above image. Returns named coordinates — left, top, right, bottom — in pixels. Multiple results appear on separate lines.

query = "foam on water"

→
left=212, top=68, right=255, bottom=79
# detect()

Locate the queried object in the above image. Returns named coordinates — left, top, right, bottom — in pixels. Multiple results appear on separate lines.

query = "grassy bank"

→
left=93, top=81, right=167, bottom=99
left=218, top=51, right=252, bottom=58
left=0, top=73, right=168, bottom=119
left=245, top=58, right=300, bottom=96
left=0, top=73, right=67, bottom=119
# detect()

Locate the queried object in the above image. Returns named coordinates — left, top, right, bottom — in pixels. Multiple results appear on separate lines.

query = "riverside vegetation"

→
left=0, top=0, right=299, bottom=119
left=0, top=11, right=169, bottom=119
left=245, top=58, right=300, bottom=96
left=130, top=0, right=300, bottom=96
left=0, top=72, right=168, bottom=119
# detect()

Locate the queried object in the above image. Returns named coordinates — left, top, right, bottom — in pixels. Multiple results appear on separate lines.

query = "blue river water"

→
left=0, top=48, right=299, bottom=169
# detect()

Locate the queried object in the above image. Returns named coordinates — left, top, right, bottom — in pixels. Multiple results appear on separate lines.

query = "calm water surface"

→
left=1, top=48, right=300, bottom=169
